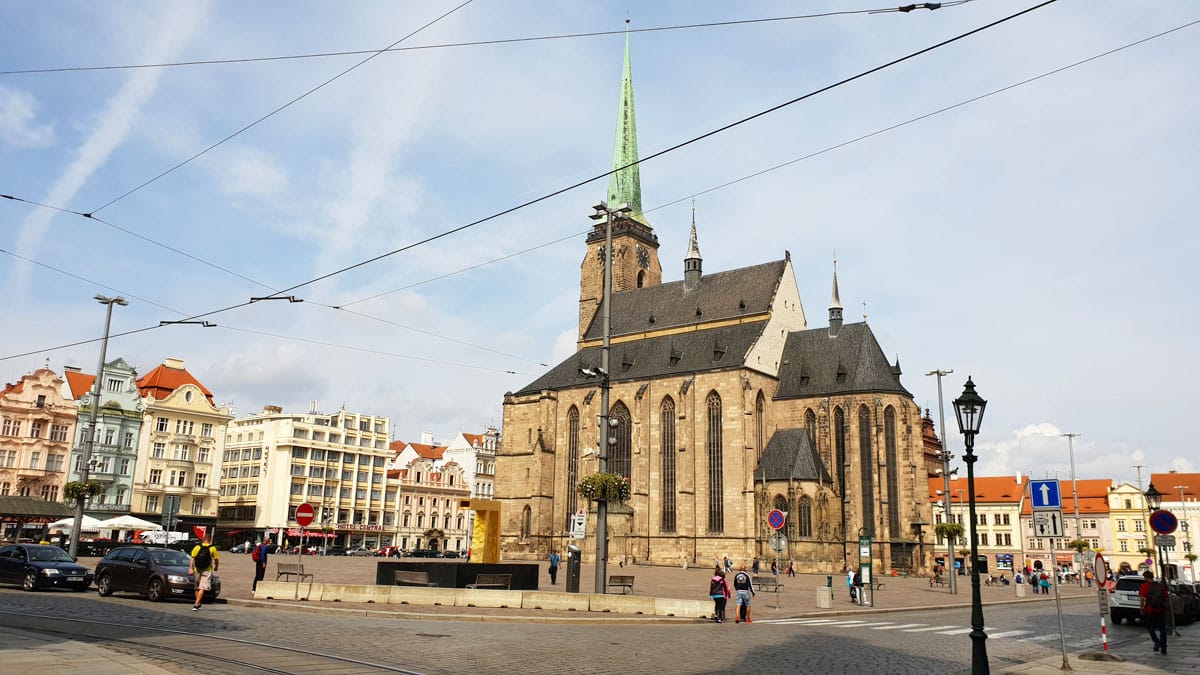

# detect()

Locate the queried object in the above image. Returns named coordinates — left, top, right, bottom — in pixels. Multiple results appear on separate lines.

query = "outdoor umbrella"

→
left=47, top=515, right=102, bottom=531
left=94, top=515, right=163, bottom=531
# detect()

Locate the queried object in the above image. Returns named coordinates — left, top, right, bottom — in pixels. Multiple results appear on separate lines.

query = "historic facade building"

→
left=130, top=358, right=231, bottom=535
left=495, top=40, right=934, bottom=573
left=387, top=436, right=470, bottom=553
left=0, top=368, right=76, bottom=504
left=63, top=358, right=144, bottom=519
left=220, top=405, right=400, bottom=549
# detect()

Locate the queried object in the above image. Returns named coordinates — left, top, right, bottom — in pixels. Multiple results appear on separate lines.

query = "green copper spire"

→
left=607, top=32, right=644, bottom=223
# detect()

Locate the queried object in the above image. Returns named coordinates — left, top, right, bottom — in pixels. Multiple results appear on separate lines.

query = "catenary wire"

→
left=326, top=18, right=1200, bottom=311
left=87, top=0, right=475, bottom=216
left=1, top=1, right=1057, bottom=362
left=0, top=3, right=972, bottom=76
left=0, top=248, right=526, bottom=373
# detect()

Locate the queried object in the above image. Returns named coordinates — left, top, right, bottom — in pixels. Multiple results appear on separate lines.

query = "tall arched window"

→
left=805, top=408, right=817, bottom=462
left=566, top=406, right=580, bottom=530
left=609, top=401, right=632, bottom=480
left=884, top=406, right=900, bottom=536
left=755, top=390, right=766, bottom=451
left=706, top=391, right=724, bottom=533
left=797, top=496, right=813, bottom=538
left=858, top=405, right=875, bottom=535
left=834, top=407, right=846, bottom=499
left=660, top=397, right=677, bottom=532
left=521, top=505, right=532, bottom=539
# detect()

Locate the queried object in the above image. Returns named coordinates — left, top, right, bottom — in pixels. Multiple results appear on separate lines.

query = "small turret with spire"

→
left=828, top=257, right=843, bottom=337
left=684, top=203, right=702, bottom=291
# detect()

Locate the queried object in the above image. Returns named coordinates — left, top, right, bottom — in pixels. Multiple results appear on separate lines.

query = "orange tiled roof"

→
left=136, top=363, right=214, bottom=403
left=463, top=433, right=484, bottom=447
left=1019, top=478, right=1112, bottom=514
left=64, top=370, right=96, bottom=400
left=389, top=440, right=407, bottom=453
left=1150, top=472, right=1200, bottom=502
left=928, top=476, right=1025, bottom=504
left=406, top=443, right=446, bottom=460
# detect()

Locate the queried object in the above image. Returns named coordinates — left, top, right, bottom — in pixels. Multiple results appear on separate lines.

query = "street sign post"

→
left=295, top=502, right=315, bottom=527
left=1033, top=510, right=1065, bottom=538
left=1150, top=510, right=1178, bottom=535
left=570, top=510, right=587, bottom=539
left=1029, top=479, right=1063, bottom=510
left=769, top=532, right=787, bottom=553
left=1155, top=534, right=1176, bottom=548
left=1095, top=552, right=1111, bottom=655
left=767, top=509, right=786, bottom=531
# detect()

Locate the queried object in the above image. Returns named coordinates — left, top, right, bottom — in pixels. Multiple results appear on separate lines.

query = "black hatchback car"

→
left=0, top=544, right=93, bottom=591
left=95, top=546, right=221, bottom=602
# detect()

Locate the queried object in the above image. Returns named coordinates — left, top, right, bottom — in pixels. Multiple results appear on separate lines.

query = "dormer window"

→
left=35, top=395, right=46, bottom=408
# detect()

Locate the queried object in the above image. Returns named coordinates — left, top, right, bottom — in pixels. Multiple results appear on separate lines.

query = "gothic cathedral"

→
left=495, top=38, right=934, bottom=574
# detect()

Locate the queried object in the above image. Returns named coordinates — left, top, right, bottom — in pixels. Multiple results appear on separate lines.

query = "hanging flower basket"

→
left=63, top=480, right=104, bottom=504
left=577, top=472, right=631, bottom=504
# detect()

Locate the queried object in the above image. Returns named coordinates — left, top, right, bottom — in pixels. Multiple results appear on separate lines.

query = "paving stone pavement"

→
left=7, top=554, right=1196, bottom=672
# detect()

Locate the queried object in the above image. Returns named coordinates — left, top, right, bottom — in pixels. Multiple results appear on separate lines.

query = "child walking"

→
left=709, top=568, right=731, bottom=623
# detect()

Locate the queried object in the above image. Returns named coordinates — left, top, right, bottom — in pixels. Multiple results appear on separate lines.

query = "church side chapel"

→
left=494, top=38, right=934, bottom=574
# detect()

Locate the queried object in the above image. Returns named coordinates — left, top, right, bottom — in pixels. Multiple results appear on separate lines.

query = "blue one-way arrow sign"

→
left=1029, top=479, right=1062, bottom=510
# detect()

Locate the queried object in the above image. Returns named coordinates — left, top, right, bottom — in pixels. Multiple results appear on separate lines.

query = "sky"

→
left=1, top=1, right=1196, bottom=488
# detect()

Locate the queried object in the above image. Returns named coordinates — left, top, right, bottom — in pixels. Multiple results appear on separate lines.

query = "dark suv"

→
left=95, top=546, right=221, bottom=602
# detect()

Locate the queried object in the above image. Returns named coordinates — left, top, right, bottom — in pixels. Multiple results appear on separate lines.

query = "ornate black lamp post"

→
left=953, top=377, right=988, bottom=675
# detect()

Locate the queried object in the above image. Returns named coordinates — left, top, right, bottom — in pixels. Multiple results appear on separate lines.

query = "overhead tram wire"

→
left=0, top=193, right=550, bottom=366
left=1, top=0, right=1058, bottom=362
left=324, top=17, right=1200, bottom=313
left=1, top=3, right=973, bottom=76
left=0, top=249, right=527, bottom=374
left=87, top=0, right=475, bottom=216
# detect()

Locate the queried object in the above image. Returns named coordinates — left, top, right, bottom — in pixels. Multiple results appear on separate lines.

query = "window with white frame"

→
left=50, top=424, right=69, bottom=442
left=175, top=420, right=194, bottom=435
left=173, top=445, right=189, bottom=461
left=29, top=421, right=43, bottom=438
left=195, top=473, right=206, bottom=488
left=119, top=458, right=130, bottom=475
left=200, top=423, right=213, bottom=438
left=192, top=499, right=204, bottom=515
left=146, top=495, right=159, bottom=512
left=2, top=419, right=21, bottom=436
left=28, top=451, right=40, bottom=469
left=124, top=432, right=134, bottom=448
left=149, top=469, right=162, bottom=484
left=156, top=417, right=168, bottom=432
left=152, top=442, right=165, bottom=459
left=106, top=377, right=121, bottom=392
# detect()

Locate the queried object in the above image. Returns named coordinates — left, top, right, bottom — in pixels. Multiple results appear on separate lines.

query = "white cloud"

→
left=0, top=86, right=53, bottom=147
left=212, top=147, right=289, bottom=197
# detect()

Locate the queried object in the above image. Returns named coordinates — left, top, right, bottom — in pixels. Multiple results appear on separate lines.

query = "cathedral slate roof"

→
left=754, top=429, right=832, bottom=483
left=513, top=322, right=767, bottom=396
left=582, top=259, right=788, bottom=340
left=774, top=322, right=910, bottom=399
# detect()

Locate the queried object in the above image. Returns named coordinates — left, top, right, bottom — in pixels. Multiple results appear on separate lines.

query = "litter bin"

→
left=566, top=544, right=582, bottom=593
left=1015, top=581, right=1026, bottom=598
left=817, top=586, right=833, bottom=609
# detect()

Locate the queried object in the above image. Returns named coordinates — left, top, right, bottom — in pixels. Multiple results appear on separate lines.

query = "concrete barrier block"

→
left=255, top=580, right=321, bottom=600
left=589, top=593, right=657, bottom=615
left=387, top=586, right=462, bottom=606
left=456, top=588, right=516, bottom=608
left=520, top=591, right=591, bottom=611
left=319, top=583, right=389, bottom=603
left=654, top=596, right=707, bottom=617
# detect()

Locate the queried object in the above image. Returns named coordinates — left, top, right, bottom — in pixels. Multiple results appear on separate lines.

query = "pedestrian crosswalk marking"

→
left=901, top=625, right=960, bottom=632
left=986, top=630, right=1031, bottom=640
left=874, top=623, right=925, bottom=630
left=1025, top=634, right=1059, bottom=643
left=937, top=627, right=974, bottom=635
left=752, top=618, right=1095, bottom=649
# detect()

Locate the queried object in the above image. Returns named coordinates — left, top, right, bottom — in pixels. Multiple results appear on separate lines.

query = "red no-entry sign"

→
left=295, top=502, right=315, bottom=527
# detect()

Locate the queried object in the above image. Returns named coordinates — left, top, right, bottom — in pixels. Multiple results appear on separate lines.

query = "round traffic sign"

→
left=295, top=502, right=316, bottom=527
left=767, top=509, right=786, bottom=530
left=769, top=532, right=787, bottom=552
left=1149, top=509, right=1178, bottom=535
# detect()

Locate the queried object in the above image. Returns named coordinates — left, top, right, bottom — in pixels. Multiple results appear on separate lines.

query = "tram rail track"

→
left=1, top=610, right=424, bottom=675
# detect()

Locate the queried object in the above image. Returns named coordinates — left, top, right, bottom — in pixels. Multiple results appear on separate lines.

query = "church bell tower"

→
left=579, top=34, right=662, bottom=342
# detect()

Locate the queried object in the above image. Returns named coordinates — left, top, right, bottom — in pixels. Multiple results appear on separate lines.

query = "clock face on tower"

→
left=637, top=245, right=650, bottom=270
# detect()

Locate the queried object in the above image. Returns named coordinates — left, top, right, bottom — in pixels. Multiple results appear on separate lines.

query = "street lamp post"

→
left=587, top=199, right=631, bottom=594
left=1061, top=432, right=1083, bottom=586
left=953, top=377, right=989, bottom=675
left=926, top=368, right=957, bottom=594
left=68, top=295, right=128, bottom=558
left=1176, top=486, right=1193, bottom=582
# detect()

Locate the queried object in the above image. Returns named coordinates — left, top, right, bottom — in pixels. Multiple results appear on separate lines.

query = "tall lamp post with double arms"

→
left=953, top=377, right=989, bottom=675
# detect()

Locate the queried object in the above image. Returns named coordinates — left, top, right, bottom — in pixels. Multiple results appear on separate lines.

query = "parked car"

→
left=376, top=546, right=402, bottom=558
left=75, top=538, right=117, bottom=558
left=324, top=546, right=347, bottom=556
left=1110, top=574, right=1147, bottom=624
left=1169, top=582, right=1199, bottom=623
left=408, top=548, right=436, bottom=558
left=440, top=550, right=461, bottom=558
left=347, top=547, right=375, bottom=557
left=0, top=544, right=93, bottom=592
left=228, top=542, right=253, bottom=554
left=95, top=546, right=221, bottom=602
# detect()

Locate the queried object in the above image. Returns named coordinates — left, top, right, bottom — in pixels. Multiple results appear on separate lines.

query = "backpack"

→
left=194, top=544, right=214, bottom=570
left=709, top=577, right=724, bottom=596
left=1146, top=581, right=1166, bottom=609
left=251, top=545, right=261, bottom=562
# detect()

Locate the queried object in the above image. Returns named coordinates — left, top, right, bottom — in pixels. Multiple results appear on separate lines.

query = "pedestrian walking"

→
left=251, top=537, right=270, bottom=592
left=1039, top=572, right=1051, bottom=595
left=1139, top=570, right=1169, bottom=654
left=752, top=557, right=761, bottom=574
left=724, top=556, right=733, bottom=574
left=846, top=567, right=856, bottom=603
left=853, top=568, right=864, bottom=605
left=709, top=568, right=731, bottom=622
left=770, top=559, right=778, bottom=576
left=189, top=534, right=219, bottom=610
left=548, top=551, right=560, bottom=585
left=732, top=565, right=756, bottom=623
left=786, top=561, right=795, bottom=577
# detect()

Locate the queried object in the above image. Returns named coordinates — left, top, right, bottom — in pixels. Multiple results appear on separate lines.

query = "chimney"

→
left=421, top=431, right=434, bottom=445
left=1016, top=471, right=1023, bottom=485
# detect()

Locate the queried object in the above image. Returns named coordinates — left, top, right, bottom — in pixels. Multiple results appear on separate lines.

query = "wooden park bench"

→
left=870, top=578, right=885, bottom=591
left=466, top=573, right=512, bottom=590
left=930, top=575, right=946, bottom=588
left=394, top=570, right=437, bottom=587
left=753, top=576, right=784, bottom=609
left=607, top=574, right=635, bottom=594
left=276, top=562, right=313, bottom=583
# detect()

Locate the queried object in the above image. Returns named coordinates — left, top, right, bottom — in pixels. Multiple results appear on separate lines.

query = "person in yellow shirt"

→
left=189, top=534, right=220, bottom=610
